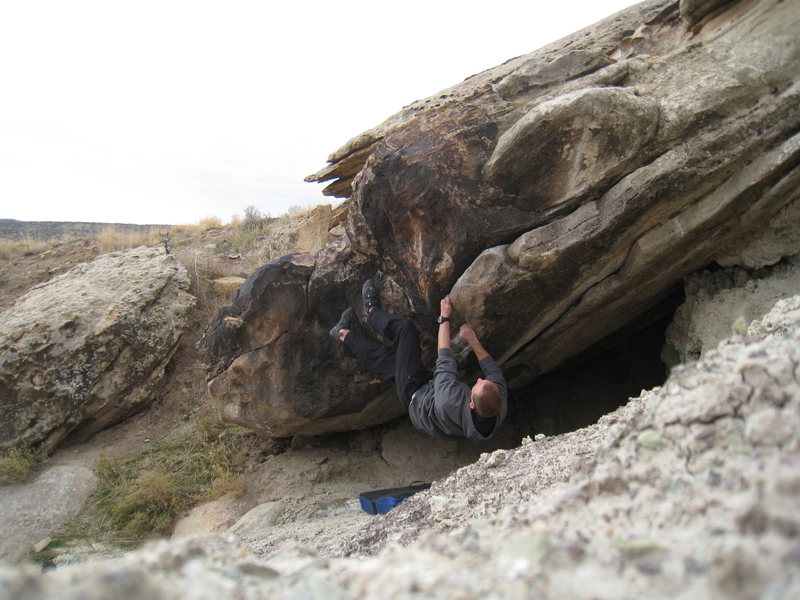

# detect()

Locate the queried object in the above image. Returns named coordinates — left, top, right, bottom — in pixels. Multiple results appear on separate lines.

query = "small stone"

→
left=684, top=556, right=707, bottom=575
left=616, top=539, right=667, bottom=559
left=31, top=537, right=52, bottom=553
left=237, top=562, right=279, bottom=579
left=731, top=315, right=748, bottom=335
left=484, top=450, right=507, bottom=468
left=637, top=430, right=665, bottom=450
left=745, top=408, right=793, bottom=446
left=782, top=545, right=800, bottom=566
left=736, top=503, right=768, bottom=535
left=635, top=558, right=663, bottom=575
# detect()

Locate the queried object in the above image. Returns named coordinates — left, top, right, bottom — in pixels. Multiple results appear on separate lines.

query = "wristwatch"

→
left=437, top=316, right=450, bottom=324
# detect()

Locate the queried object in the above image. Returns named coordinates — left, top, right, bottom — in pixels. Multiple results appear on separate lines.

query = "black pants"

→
left=343, top=308, right=433, bottom=407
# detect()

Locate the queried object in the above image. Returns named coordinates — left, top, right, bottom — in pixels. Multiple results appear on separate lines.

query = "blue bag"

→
left=358, top=483, right=431, bottom=515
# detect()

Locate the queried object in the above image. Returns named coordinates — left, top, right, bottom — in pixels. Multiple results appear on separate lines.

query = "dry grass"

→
left=0, top=448, right=43, bottom=485
left=208, top=206, right=275, bottom=256
left=103, top=469, right=179, bottom=537
left=283, top=203, right=316, bottom=218
left=0, top=226, right=165, bottom=260
left=172, top=216, right=224, bottom=237
left=196, top=216, right=224, bottom=230
left=175, top=249, right=247, bottom=317
left=0, top=237, right=58, bottom=260
left=94, top=226, right=163, bottom=253
left=51, top=408, right=259, bottom=546
left=201, top=472, right=246, bottom=502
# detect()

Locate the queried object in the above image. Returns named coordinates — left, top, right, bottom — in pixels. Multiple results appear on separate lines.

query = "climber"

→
left=329, top=280, right=507, bottom=441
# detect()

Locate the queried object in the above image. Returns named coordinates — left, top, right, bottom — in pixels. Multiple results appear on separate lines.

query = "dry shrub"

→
left=241, top=205, right=272, bottom=231
left=0, top=448, right=39, bottom=485
left=204, top=206, right=274, bottom=256
left=201, top=473, right=246, bottom=502
left=108, top=470, right=179, bottom=537
left=183, top=251, right=246, bottom=316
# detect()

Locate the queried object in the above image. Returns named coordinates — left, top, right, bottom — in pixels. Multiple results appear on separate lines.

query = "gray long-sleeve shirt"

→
left=407, top=348, right=508, bottom=441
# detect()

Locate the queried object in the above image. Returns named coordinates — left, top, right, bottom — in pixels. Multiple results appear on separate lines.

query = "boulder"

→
left=0, top=247, right=195, bottom=452
left=172, top=493, right=256, bottom=539
left=290, top=204, right=333, bottom=256
left=200, top=254, right=404, bottom=438
left=227, top=502, right=284, bottom=539
left=205, top=0, right=800, bottom=436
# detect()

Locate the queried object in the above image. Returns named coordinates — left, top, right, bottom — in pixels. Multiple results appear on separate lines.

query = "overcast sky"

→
left=0, top=0, right=638, bottom=225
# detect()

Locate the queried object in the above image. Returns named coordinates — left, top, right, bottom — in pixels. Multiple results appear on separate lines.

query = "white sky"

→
left=0, top=0, right=638, bottom=225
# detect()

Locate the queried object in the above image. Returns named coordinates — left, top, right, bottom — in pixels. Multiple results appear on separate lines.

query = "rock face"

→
left=200, top=254, right=405, bottom=438
left=204, top=0, right=800, bottom=436
left=0, top=247, right=195, bottom=452
left=6, top=292, right=799, bottom=599
left=662, top=257, right=800, bottom=365
left=0, top=466, right=97, bottom=562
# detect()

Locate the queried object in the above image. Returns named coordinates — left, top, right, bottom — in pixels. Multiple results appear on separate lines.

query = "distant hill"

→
left=0, top=219, right=171, bottom=240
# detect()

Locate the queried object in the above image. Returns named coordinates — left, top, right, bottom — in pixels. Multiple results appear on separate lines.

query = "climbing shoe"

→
left=362, top=279, right=379, bottom=312
left=329, top=307, right=354, bottom=341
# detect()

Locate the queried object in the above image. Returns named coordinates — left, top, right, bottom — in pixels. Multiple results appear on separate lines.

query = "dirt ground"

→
left=0, top=240, right=100, bottom=312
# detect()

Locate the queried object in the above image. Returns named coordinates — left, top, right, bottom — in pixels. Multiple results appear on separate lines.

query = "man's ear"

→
left=469, top=399, right=475, bottom=410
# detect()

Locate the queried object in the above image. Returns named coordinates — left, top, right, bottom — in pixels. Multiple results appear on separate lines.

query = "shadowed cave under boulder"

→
left=498, top=286, right=683, bottom=442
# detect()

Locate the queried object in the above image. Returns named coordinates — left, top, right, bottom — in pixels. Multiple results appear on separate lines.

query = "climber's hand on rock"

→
left=459, top=324, right=478, bottom=345
left=440, top=296, right=453, bottom=318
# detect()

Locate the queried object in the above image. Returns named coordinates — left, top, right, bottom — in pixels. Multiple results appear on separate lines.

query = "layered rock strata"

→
left=205, top=0, right=800, bottom=436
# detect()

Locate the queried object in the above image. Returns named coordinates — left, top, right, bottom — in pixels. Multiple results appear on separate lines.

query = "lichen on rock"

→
left=0, top=247, right=195, bottom=453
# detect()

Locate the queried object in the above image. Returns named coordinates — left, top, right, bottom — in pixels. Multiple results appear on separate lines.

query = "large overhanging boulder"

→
left=203, top=0, right=800, bottom=437
left=0, top=247, right=195, bottom=453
